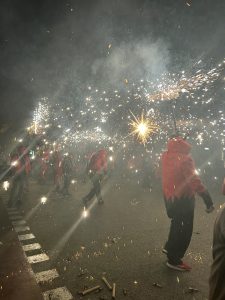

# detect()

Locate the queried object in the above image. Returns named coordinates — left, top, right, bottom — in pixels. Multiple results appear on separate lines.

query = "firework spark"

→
left=129, top=112, right=158, bottom=144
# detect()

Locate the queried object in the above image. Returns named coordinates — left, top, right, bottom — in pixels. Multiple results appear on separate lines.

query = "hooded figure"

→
left=82, top=149, right=108, bottom=206
left=161, top=136, right=214, bottom=271
left=88, top=149, right=107, bottom=175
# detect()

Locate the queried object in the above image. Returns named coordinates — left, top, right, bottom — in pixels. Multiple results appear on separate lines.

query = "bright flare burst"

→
left=3, top=181, right=10, bottom=191
left=40, top=196, right=47, bottom=204
left=130, top=112, right=158, bottom=144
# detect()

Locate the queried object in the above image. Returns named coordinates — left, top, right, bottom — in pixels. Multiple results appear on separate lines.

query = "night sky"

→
left=0, top=0, right=224, bottom=126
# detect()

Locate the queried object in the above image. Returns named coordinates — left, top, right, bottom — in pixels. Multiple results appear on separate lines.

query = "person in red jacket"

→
left=53, top=150, right=63, bottom=192
left=161, top=135, right=214, bottom=271
left=82, top=149, right=107, bottom=206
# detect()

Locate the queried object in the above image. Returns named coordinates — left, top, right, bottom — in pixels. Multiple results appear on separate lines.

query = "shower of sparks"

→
left=32, top=99, right=49, bottom=134
left=129, top=112, right=158, bottom=144
left=20, top=57, right=224, bottom=174
left=147, top=62, right=224, bottom=102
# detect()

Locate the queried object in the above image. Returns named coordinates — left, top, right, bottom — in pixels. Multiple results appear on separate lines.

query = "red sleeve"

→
left=102, top=157, right=107, bottom=172
left=181, top=156, right=205, bottom=194
left=222, top=178, right=225, bottom=195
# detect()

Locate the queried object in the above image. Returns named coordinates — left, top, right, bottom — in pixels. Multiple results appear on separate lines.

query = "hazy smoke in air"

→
left=92, top=39, right=170, bottom=85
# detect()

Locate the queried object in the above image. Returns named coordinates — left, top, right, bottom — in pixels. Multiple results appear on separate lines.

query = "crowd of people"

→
left=1, top=143, right=111, bottom=208
left=1, top=133, right=225, bottom=299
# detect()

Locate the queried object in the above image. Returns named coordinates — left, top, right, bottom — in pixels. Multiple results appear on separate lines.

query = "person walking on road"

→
left=61, top=154, right=74, bottom=196
left=161, top=135, right=214, bottom=271
left=19, top=145, right=31, bottom=191
left=53, top=149, right=63, bottom=192
left=82, top=149, right=107, bottom=207
left=209, top=177, right=225, bottom=300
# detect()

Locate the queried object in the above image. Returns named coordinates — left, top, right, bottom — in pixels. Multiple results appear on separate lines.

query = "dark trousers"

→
left=164, top=196, right=195, bottom=265
left=61, top=174, right=71, bottom=194
left=8, top=175, right=25, bottom=207
left=84, top=173, right=103, bottom=203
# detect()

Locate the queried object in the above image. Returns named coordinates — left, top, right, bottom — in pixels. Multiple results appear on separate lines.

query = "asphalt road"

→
left=4, top=176, right=225, bottom=300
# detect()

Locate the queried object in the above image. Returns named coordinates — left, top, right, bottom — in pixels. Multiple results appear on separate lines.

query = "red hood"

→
left=98, top=149, right=107, bottom=158
left=167, top=137, right=191, bottom=155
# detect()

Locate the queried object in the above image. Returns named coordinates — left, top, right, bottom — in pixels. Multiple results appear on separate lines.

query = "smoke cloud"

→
left=92, top=39, right=170, bottom=86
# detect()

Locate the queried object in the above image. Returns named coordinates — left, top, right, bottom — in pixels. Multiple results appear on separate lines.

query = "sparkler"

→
left=129, top=111, right=158, bottom=144
left=40, top=196, right=47, bottom=204
left=11, top=160, right=18, bottom=167
left=82, top=207, right=88, bottom=218
left=32, top=99, right=49, bottom=134
left=3, top=181, right=10, bottom=191
left=12, top=57, right=224, bottom=169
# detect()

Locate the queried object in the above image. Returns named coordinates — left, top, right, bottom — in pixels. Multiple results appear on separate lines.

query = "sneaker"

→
left=166, top=261, right=192, bottom=272
left=82, top=197, right=88, bottom=207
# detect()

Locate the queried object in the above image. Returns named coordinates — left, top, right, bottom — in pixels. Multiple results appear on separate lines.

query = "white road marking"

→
left=35, top=269, right=59, bottom=283
left=43, top=287, right=73, bottom=300
left=8, top=215, right=23, bottom=221
left=12, top=220, right=26, bottom=226
left=22, top=243, right=41, bottom=252
left=3, top=200, right=72, bottom=298
left=18, top=233, right=35, bottom=241
left=14, top=226, right=30, bottom=233
left=27, top=253, right=49, bottom=264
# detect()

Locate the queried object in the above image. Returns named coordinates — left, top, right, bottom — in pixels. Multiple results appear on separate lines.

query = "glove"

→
left=199, top=190, right=214, bottom=210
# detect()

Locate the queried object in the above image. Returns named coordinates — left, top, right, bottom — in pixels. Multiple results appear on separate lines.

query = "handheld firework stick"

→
left=112, top=283, right=116, bottom=299
left=79, top=285, right=101, bottom=296
left=102, top=276, right=112, bottom=291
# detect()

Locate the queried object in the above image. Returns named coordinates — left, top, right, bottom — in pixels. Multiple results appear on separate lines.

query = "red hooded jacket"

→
left=19, top=146, right=31, bottom=175
left=88, top=149, right=107, bottom=174
left=162, top=137, right=206, bottom=200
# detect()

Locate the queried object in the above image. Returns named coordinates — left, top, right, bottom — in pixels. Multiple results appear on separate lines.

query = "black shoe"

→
left=82, top=197, right=88, bottom=207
